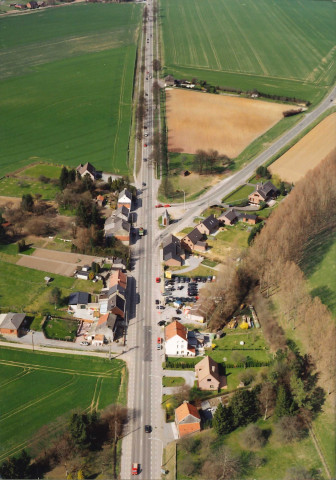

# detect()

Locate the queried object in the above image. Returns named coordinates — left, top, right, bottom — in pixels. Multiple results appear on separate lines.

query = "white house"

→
left=164, top=320, right=195, bottom=357
left=117, top=189, right=132, bottom=210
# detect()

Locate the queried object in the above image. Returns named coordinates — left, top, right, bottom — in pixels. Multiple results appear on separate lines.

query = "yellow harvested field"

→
left=166, top=89, right=288, bottom=157
left=270, top=113, right=336, bottom=183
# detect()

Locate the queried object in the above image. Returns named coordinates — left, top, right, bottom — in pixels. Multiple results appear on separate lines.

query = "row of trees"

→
left=193, top=149, right=232, bottom=175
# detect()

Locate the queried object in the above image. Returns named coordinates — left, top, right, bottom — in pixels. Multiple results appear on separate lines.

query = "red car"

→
left=155, top=204, right=163, bottom=208
left=155, top=277, right=161, bottom=283
left=144, top=143, right=147, bottom=147
left=164, top=204, right=171, bottom=208
left=132, top=463, right=139, bottom=475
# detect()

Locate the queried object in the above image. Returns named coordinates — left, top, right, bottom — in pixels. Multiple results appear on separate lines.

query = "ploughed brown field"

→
left=270, top=113, right=336, bottom=183
left=166, top=89, right=287, bottom=157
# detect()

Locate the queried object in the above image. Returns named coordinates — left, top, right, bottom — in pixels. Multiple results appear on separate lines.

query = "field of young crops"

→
left=0, top=347, right=125, bottom=462
left=0, top=3, right=141, bottom=176
left=161, top=0, right=335, bottom=103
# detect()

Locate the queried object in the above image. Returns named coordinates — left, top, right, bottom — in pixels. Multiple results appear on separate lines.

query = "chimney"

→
left=212, top=366, right=215, bottom=372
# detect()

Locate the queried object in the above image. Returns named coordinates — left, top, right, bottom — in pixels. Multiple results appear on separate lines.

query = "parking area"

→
left=154, top=275, right=213, bottom=327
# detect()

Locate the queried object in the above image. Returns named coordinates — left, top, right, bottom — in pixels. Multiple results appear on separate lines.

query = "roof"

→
left=253, top=181, right=277, bottom=199
left=195, top=356, right=220, bottom=383
left=69, top=292, right=89, bottom=305
left=222, top=209, right=239, bottom=221
left=110, top=293, right=125, bottom=313
left=76, top=162, right=96, bottom=176
left=0, top=313, right=25, bottom=330
left=97, top=195, right=104, bottom=202
left=163, top=234, right=180, bottom=249
left=109, top=269, right=127, bottom=290
left=200, top=214, right=219, bottom=230
left=195, top=241, right=207, bottom=247
left=183, top=228, right=203, bottom=245
left=114, top=205, right=130, bottom=219
left=94, top=334, right=104, bottom=341
left=175, top=402, right=200, bottom=423
left=97, top=313, right=118, bottom=330
left=118, top=188, right=132, bottom=201
left=107, top=283, right=126, bottom=298
left=240, top=213, right=257, bottom=221
left=77, top=271, right=90, bottom=278
left=163, top=241, right=182, bottom=262
left=165, top=320, right=187, bottom=341
left=178, top=423, right=201, bottom=437
left=104, top=217, right=130, bottom=235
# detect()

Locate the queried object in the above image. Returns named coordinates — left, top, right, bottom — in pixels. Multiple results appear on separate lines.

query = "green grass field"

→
left=0, top=260, right=101, bottom=313
left=161, top=0, right=335, bottom=103
left=301, top=229, right=336, bottom=317
left=0, top=347, right=125, bottom=462
left=0, top=3, right=141, bottom=176
left=44, top=316, right=78, bottom=341
left=223, top=184, right=255, bottom=203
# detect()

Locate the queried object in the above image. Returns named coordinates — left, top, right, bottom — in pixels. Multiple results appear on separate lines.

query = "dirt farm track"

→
left=166, top=89, right=288, bottom=157
left=16, top=248, right=104, bottom=276
left=270, top=113, right=336, bottom=183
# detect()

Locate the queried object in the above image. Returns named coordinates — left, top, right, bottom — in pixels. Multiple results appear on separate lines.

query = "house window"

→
left=207, top=379, right=211, bottom=382
left=210, top=385, right=214, bottom=389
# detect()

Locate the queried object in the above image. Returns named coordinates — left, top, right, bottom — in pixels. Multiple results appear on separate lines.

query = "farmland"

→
left=166, top=89, right=288, bottom=157
left=0, top=347, right=125, bottom=462
left=0, top=3, right=141, bottom=176
left=269, top=114, right=336, bottom=183
left=161, top=0, right=336, bottom=103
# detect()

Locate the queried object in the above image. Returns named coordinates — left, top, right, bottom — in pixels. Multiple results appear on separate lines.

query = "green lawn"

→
left=0, top=176, right=60, bottom=200
left=0, top=3, right=141, bottom=175
left=161, top=0, right=335, bottom=104
left=44, top=316, right=79, bottom=341
left=223, top=184, right=255, bottom=203
left=0, top=260, right=100, bottom=313
left=162, top=376, right=186, bottom=387
left=0, top=347, right=125, bottom=462
left=18, top=164, right=62, bottom=179
left=201, top=258, right=218, bottom=268
left=208, top=330, right=272, bottom=365
left=301, top=229, right=336, bottom=317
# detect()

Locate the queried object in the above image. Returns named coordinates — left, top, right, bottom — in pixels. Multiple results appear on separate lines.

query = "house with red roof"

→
left=175, top=401, right=201, bottom=438
left=164, top=320, right=195, bottom=357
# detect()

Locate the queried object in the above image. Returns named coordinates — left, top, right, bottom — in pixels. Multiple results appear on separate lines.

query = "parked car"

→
left=142, top=182, right=146, bottom=186
left=155, top=204, right=163, bottom=208
left=145, top=425, right=152, bottom=433
left=155, top=277, right=161, bottom=283
left=158, top=320, right=166, bottom=326
left=159, top=305, right=165, bottom=310
left=144, top=158, right=147, bottom=162
left=164, top=204, right=171, bottom=207
left=155, top=299, right=160, bottom=305
left=80, top=341, right=89, bottom=346
left=144, top=143, right=147, bottom=147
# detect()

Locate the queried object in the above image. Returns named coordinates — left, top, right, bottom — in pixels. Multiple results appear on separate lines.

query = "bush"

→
left=284, top=466, right=314, bottom=480
left=238, top=369, right=256, bottom=386
left=274, top=415, right=307, bottom=444
left=240, top=424, right=267, bottom=449
left=179, top=436, right=201, bottom=453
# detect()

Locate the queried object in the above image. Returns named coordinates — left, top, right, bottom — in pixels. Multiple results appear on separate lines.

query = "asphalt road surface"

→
left=121, top=2, right=164, bottom=479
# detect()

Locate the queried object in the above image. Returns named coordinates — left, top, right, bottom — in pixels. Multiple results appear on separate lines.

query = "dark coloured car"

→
left=155, top=299, right=160, bottom=305
left=158, top=320, right=166, bottom=326
left=145, top=425, right=152, bottom=433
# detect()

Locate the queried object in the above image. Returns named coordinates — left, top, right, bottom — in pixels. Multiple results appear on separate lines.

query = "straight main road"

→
left=121, top=2, right=164, bottom=479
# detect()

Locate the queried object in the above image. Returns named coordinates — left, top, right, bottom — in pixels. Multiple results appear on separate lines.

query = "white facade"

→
left=165, top=335, right=195, bottom=357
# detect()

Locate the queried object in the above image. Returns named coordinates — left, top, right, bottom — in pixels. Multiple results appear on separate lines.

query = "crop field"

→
left=166, top=89, right=287, bottom=157
left=0, top=347, right=125, bottom=462
left=161, top=0, right=336, bottom=103
left=0, top=3, right=141, bottom=176
left=269, top=114, right=336, bottom=183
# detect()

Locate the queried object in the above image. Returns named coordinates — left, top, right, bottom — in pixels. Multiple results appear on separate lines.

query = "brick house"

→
left=0, top=313, right=26, bottom=336
left=175, top=401, right=201, bottom=438
left=219, top=209, right=239, bottom=226
left=248, top=181, right=278, bottom=205
left=239, top=213, right=258, bottom=225
left=163, top=235, right=184, bottom=266
left=196, top=214, right=219, bottom=235
left=195, top=356, right=226, bottom=391
left=181, top=228, right=204, bottom=252
left=194, top=241, right=207, bottom=252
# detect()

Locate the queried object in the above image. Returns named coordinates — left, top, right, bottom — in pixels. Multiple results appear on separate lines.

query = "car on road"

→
left=164, top=204, right=171, bottom=207
left=132, top=463, right=139, bottom=475
left=146, top=77, right=148, bottom=80
left=144, top=133, right=148, bottom=137
left=158, top=320, right=166, bottom=326
left=157, top=337, right=162, bottom=349
left=155, top=204, right=163, bottom=208
left=144, top=143, right=147, bottom=147
left=155, top=277, right=161, bottom=283
left=144, top=157, right=147, bottom=162
left=145, top=93, right=148, bottom=96
left=142, top=182, right=146, bottom=186
left=145, top=425, right=152, bottom=433
left=80, top=341, right=89, bottom=346
left=158, top=305, right=165, bottom=310
left=155, top=299, right=160, bottom=305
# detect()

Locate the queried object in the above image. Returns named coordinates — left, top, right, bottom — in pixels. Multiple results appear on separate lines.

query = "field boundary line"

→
left=179, top=3, right=197, bottom=66
left=0, top=367, right=30, bottom=388
left=0, top=359, right=117, bottom=378
left=0, top=375, right=77, bottom=423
